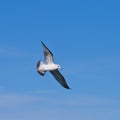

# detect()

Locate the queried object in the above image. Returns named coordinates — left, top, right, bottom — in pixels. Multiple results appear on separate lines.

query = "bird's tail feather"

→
left=37, top=60, right=46, bottom=76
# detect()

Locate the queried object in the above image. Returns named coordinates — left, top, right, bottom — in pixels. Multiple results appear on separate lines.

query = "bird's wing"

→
left=50, top=70, right=70, bottom=89
left=41, top=41, right=54, bottom=64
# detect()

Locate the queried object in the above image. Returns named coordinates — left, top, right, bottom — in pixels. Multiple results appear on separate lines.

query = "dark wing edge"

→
left=41, top=41, right=54, bottom=57
left=41, top=41, right=54, bottom=64
left=50, top=70, right=70, bottom=89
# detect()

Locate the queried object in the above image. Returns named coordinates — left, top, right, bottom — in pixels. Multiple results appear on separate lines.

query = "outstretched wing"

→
left=50, top=70, right=70, bottom=89
left=41, top=41, right=54, bottom=64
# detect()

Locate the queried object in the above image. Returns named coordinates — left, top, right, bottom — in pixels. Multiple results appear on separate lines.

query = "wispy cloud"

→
left=0, top=91, right=119, bottom=120
left=0, top=91, right=118, bottom=108
left=30, top=89, right=58, bottom=94
left=0, top=93, right=40, bottom=108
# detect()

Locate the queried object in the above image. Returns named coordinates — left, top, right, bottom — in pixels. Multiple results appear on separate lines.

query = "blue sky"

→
left=0, top=0, right=120, bottom=120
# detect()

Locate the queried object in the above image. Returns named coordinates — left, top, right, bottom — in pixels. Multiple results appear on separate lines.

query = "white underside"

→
left=38, top=63, right=59, bottom=71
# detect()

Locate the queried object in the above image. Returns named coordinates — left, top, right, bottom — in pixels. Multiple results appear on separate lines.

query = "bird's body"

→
left=37, top=62, right=60, bottom=71
left=36, top=41, right=70, bottom=89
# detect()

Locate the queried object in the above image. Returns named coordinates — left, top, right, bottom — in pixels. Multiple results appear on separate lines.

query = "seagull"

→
left=36, top=41, right=70, bottom=89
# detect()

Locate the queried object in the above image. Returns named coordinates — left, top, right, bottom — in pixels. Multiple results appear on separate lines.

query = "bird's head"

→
left=57, top=64, right=62, bottom=69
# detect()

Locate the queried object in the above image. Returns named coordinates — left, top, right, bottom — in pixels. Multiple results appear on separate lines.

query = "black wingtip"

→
left=65, top=86, right=72, bottom=90
left=41, top=41, right=48, bottom=49
left=41, top=40, right=43, bottom=44
left=41, top=41, right=54, bottom=57
left=64, top=85, right=71, bottom=90
left=41, top=41, right=45, bottom=46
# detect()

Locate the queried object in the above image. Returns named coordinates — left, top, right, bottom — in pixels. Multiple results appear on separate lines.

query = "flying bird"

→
left=36, top=41, right=70, bottom=89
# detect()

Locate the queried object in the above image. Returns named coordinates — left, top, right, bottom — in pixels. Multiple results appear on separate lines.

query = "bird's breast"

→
left=44, top=64, right=58, bottom=71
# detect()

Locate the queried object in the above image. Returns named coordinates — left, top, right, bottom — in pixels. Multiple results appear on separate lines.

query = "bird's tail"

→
left=36, top=60, right=46, bottom=76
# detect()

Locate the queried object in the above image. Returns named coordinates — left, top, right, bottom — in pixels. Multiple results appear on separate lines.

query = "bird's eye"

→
left=58, top=65, right=61, bottom=68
